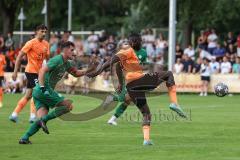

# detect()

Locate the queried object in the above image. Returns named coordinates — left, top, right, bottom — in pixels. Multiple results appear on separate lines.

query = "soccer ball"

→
left=214, top=82, right=229, bottom=97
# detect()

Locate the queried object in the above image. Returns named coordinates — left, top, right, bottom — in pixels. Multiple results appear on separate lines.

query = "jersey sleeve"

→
left=47, top=56, right=60, bottom=70
left=116, top=48, right=133, bottom=61
left=21, top=40, right=32, bottom=54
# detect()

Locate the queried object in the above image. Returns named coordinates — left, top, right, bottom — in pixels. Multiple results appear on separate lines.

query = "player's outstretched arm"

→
left=12, top=51, right=25, bottom=80
left=116, top=62, right=124, bottom=92
left=68, top=67, right=87, bottom=77
left=86, top=55, right=120, bottom=78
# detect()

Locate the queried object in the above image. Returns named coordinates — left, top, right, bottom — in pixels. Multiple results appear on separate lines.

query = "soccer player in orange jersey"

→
left=9, top=24, right=50, bottom=123
left=88, top=33, right=186, bottom=145
left=0, top=52, right=6, bottom=107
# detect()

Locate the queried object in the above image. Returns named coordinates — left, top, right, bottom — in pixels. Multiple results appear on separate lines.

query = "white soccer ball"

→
left=214, top=82, right=229, bottom=97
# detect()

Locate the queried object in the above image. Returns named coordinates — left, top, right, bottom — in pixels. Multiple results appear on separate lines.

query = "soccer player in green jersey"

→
left=19, top=41, right=89, bottom=144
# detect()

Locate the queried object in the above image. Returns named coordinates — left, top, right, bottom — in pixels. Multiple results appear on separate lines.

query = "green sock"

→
left=41, top=106, right=69, bottom=123
left=114, top=103, right=128, bottom=118
left=113, top=94, right=119, bottom=101
left=21, top=120, right=41, bottom=140
left=113, top=92, right=126, bottom=102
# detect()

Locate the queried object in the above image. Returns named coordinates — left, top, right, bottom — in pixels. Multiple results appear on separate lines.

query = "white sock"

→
left=110, top=115, right=117, bottom=122
left=30, top=113, right=36, bottom=119
left=12, top=112, right=18, bottom=117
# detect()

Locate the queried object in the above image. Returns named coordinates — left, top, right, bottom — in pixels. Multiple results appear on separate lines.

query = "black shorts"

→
left=201, top=76, right=210, bottom=82
left=126, top=71, right=175, bottom=106
left=0, top=76, right=4, bottom=87
left=25, top=72, right=39, bottom=88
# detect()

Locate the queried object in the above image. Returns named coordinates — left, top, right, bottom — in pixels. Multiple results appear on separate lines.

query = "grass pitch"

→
left=0, top=93, right=240, bottom=160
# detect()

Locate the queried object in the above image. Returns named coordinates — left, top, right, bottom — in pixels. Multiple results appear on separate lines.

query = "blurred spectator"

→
left=175, top=44, right=183, bottom=60
left=220, top=56, right=232, bottom=74
left=56, top=30, right=62, bottom=40
left=0, top=34, right=4, bottom=52
left=197, top=30, right=208, bottom=50
left=5, top=77, right=21, bottom=94
left=105, top=35, right=117, bottom=56
left=141, top=28, right=148, bottom=48
left=82, top=76, right=91, bottom=94
left=143, top=29, right=155, bottom=58
left=184, top=44, right=195, bottom=60
left=200, top=58, right=211, bottom=96
left=182, top=54, right=194, bottom=73
left=229, top=54, right=236, bottom=65
left=91, top=47, right=100, bottom=56
left=5, top=32, right=14, bottom=49
left=237, top=33, right=240, bottom=57
left=192, top=58, right=202, bottom=74
left=5, top=46, right=17, bottom=72
left=74, top=40, right=84, bottom=56
left=232, top=57, right=240, bottom=73
left=204, top=28, right=211, bottom=37
left=198, top=47, right=213, bottom=60
left=99, top=44, right=106, bottom=57
left=224, top=31, right=236, bottom=50
left=155, top=33, right=168, bottom=56
left=153, top=54, right=164, bottom=72
left=226, top=44, right=236, bottom=55
left=98, top=30, right=108, bottom=43
left=212, top=43, right=226, bottom=61
left=207, top=29, right=218, bottom=54
left=62, top=31, right=69, bottom=43
left=209, top=57, right=220, bottom=74
left=173, top=58, right=183, bottom=74
left=102, top=55, right=111, bottom=88
left=64, top=73, right=78, bottom=95
left=49, top=33, right=59, bottom=57
left=87, top=30, right=99, bottom=53
left=67, top=31, right=75, bottom=42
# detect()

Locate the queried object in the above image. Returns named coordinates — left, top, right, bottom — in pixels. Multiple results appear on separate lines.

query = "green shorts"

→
left=32, top=85, right=65, bottom=110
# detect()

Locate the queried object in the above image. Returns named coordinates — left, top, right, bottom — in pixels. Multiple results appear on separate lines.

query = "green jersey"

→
left=135, top=48, right=147, bottom=64
left=33, top=54, right=73, bottom=110
left=45, top=54, right=72, bottom=90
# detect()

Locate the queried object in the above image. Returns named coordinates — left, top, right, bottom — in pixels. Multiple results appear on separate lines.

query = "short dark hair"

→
left=61, top=41, right=75, bottom=50
left=128, top=33, right=142, bottom=51
left=35, top=24, right=48, bottom=31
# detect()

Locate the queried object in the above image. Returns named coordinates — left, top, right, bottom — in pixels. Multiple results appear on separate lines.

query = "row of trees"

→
left=1, top=0, right=240, bottom=45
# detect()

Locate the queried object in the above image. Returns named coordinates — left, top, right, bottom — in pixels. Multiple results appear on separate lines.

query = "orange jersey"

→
left=0, top=54, right=6, bottom=76
left=21, top=38, right=50, bottom=73
left=116, top=47, right=144, bottom=84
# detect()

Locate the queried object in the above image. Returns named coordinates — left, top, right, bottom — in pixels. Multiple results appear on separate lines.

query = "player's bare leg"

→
left=9, top=89, right=33, bottom=123
left=158, top=71, right=187, bottom=118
